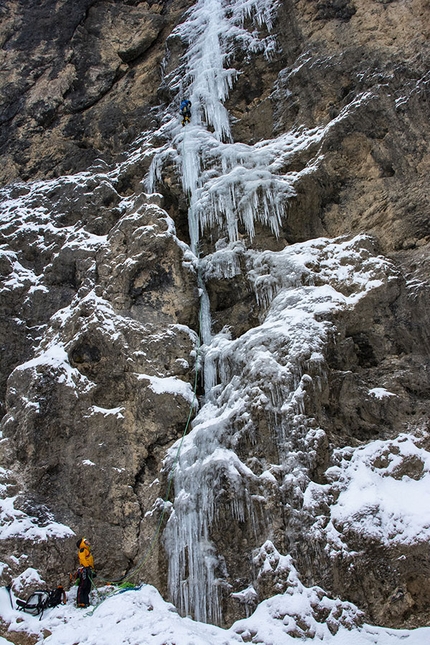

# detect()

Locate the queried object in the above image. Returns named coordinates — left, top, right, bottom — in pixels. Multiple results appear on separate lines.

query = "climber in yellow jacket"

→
left=76, top=537, right=95, bottom=608
left=77, top=537, right=94, bottom=568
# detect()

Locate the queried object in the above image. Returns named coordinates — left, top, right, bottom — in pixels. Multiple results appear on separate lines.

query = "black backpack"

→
left=16, top=586, right=65, bottom=619
left=45, top=586, right=65, bottom=608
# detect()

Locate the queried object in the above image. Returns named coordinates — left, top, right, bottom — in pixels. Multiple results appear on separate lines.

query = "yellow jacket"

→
left=77, top=538, right=94, bottom=569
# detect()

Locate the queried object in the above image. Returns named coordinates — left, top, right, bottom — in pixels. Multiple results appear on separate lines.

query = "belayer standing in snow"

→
left=75, top=537, right=95, bottom=608
left=180, top=98, right=192, bottom=126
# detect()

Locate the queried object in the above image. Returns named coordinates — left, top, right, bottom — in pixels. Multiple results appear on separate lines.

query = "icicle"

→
left=152, top=0, right=308, bottom=626
left=149, top=0, right=291, bottom=252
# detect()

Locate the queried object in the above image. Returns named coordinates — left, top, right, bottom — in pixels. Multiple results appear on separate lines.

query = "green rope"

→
left=87, top=286, right=204, bottom=611
left=117, top=350, right=200, bottom=584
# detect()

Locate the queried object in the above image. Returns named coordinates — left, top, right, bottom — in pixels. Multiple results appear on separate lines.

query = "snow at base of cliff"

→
left=0, top=584, right=429, bottom=645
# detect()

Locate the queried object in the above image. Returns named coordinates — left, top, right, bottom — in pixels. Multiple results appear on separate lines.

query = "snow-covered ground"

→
left=1, top=583, right=429, bottom=645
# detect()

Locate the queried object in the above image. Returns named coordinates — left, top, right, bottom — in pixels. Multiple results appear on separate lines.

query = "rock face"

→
left=0, top=0, right=430, bottom=633
left=0, top=0, right=194, bottom=184
left=0, top=169, right=199, bottom=588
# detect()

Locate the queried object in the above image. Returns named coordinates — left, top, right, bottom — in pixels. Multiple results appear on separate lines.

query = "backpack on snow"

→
left=16, top=585, right=65, bottom=619
left=46, top=586, right=66, bottom=608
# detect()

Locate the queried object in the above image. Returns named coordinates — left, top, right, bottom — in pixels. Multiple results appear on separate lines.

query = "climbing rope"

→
left=111, top=349, right=200, bottom=584
left=87, top=261, right=205, bottom=610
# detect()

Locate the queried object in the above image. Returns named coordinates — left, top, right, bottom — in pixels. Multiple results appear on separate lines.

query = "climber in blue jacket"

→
left=180, top=99, right=192, bottom=126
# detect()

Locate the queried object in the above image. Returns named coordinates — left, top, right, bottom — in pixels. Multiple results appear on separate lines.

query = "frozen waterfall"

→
left=146, top=0, right=297, bottom=253
left=146, top=0, right=336, bottom=626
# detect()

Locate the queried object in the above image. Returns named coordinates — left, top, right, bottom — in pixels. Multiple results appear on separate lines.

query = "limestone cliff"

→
left=0, top=0, right=429, bottom=635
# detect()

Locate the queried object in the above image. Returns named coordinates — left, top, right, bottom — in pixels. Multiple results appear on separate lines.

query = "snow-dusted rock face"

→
left=0, top=166, right=199, bottom=589
left=1, top=0, right=430, bottom=636
left=0, top=0, right=195, bottom=185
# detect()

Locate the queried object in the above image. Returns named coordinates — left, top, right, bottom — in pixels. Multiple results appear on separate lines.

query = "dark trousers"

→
left=77, top=567, right=92, bottom=606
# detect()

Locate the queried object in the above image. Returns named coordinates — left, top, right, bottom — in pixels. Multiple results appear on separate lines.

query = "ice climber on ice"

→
left=180, top=99, right=192, bottom=126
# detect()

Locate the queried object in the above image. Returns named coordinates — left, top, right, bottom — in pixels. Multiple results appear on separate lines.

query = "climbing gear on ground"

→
left=16, top=585, right=66, bottom=620
left=48, top=585, right=66, bottom=607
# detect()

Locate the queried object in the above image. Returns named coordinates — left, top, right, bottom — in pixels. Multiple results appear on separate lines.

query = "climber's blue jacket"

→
left=180, top=99, right=192, bottom=113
